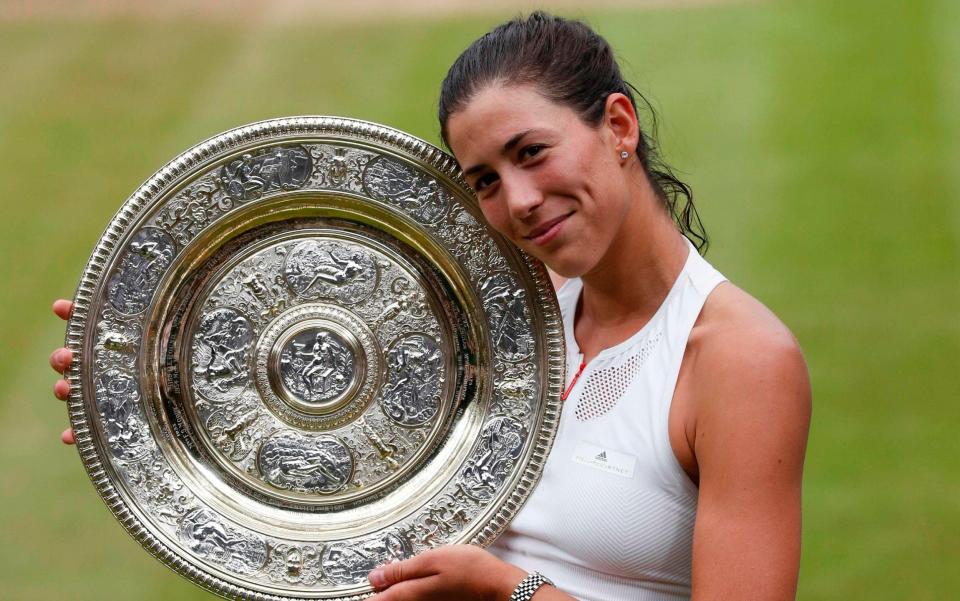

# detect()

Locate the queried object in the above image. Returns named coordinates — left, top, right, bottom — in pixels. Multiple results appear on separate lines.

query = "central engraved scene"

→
left=181, top=225, right=461, bottom=507
left=276, top=324, right=360, bottom=413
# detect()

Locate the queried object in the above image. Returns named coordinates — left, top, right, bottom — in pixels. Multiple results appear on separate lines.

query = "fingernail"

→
left=369, top=569, right=386, bottom=588
left=57, top=349, right=70, bottom=364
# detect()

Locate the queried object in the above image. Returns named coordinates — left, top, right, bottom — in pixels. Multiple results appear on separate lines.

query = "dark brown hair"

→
left=438, top=11, right=708, bottom=253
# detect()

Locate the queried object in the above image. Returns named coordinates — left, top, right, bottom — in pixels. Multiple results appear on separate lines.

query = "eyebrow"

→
left=462, top=129, right=535, bottom=178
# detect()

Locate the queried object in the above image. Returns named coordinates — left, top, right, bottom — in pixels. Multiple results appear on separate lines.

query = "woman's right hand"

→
left=50, top=299, right=76, bottom=445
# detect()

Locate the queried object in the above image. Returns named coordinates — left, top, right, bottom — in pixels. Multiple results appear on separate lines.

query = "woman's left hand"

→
left=368, top=545, right=526, bottom=601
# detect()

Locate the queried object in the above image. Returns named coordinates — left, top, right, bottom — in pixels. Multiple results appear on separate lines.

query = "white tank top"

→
left=491, top=242, right=726, bottom=601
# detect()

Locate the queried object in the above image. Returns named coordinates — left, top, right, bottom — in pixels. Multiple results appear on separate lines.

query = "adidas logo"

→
left=574, top=443, right=635, bottom=478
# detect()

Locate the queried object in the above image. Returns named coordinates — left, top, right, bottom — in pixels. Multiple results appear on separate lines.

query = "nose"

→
left=501, top=171, right=544, bottom=220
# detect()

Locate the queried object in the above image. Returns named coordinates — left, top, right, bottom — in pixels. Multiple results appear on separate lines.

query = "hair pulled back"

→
left=438, top=11, right=708, bottom=253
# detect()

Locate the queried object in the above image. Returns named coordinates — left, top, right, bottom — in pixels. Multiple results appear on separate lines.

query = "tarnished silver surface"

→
left=65, top=117, right=564, bottom=600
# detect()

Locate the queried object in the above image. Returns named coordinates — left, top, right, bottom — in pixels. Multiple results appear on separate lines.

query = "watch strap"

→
left=509, top=571, right=554, bottom=601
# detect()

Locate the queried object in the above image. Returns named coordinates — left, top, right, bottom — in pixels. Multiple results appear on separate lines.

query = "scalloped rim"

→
left=64, top=116, right=565, bottom=600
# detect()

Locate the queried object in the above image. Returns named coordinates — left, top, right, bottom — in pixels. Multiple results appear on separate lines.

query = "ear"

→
left=602, top=92, right=640, bottom=156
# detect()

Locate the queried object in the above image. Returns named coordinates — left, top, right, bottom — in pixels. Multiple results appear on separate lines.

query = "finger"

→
left=369, top=554, right=437, bottom=590
left=49, top=348, right=73, bottom=374
left=61, top=427, right=75, bottom=445
left=54, top=379, right=70, bottom=400
left=370, top=575, right=443, bottom=601
left=53, top=299, right=74, bottom=321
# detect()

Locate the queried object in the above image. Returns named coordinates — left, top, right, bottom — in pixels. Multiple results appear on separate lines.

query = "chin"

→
left=535, top=250, right=593, bottom=280
left=509, top=234, right=594, bottom=278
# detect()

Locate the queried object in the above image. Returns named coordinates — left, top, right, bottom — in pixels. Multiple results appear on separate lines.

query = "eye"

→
left=473, top=172, right=499, bottom=193
left=519, top=144, right=546, bottom=162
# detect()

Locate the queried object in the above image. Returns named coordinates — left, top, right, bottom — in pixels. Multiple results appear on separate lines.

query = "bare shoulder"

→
left=684, top=282, right=811, bottom=452
left=692, top=282, right=808, bottom=390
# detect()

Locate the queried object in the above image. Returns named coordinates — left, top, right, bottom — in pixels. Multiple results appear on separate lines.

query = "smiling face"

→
left=446, top=84, right=638, bottom=278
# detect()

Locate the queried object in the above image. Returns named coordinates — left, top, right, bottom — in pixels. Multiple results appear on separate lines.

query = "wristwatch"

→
left=510, top=571, right=555, bottom=601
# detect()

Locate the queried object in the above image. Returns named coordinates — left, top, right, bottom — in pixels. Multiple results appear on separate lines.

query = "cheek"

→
left=477, top=202, right=513, bottom=238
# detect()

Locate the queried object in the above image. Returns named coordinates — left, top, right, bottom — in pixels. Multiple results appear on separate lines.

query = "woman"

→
left=50, top=12, right=811, bottom=601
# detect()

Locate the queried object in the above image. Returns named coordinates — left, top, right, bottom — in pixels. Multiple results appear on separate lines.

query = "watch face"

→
left=65, top=117, right=565, bottom=599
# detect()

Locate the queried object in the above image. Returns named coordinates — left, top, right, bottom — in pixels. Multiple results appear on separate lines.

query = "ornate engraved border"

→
left=64, top=117, right=565, bottom=600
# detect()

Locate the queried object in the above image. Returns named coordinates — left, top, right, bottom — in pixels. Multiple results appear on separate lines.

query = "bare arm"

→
left=689, top=324, right=811, bottom=600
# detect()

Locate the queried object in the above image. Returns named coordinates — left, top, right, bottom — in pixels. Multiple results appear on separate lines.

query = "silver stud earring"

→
left=620, top=150, right=629, bottom=160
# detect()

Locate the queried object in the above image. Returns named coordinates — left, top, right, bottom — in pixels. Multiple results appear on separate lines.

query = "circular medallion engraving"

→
left=257, top=432, right=354, bottom=494
left=283, top=239, right=378, bottom=303
left=192, top=308, right=254, bottom=402
left=107, top=227, right=176, bottom=315
left=275, top=325, right=361, bottom=414
left=254, top=302, right=381, bottom=433
left=382, top=333, right=444, bottom=426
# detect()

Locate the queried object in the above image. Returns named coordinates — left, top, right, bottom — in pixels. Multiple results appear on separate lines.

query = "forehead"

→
left=446, top=84, right=580, bottom=162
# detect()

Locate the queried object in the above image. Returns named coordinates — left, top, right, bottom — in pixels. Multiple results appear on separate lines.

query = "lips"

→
left=523, top=212, right=572, bottom=246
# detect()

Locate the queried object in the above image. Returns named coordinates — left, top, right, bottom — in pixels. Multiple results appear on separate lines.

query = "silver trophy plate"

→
left=64, top=117, right=564, bottom=599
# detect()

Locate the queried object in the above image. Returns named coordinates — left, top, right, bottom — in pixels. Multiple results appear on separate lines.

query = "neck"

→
left=578, top=175, right=690, bottom=332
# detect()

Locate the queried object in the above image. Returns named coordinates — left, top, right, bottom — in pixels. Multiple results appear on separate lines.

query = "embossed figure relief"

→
left=321, top=533, right=410, bottom=585
left=440, top=206, right=507, bottom=279
left=279, top=328, right=354, bottom=404
left=283, top=240, right=378, bottom=303
left=95, top=368, right=150, bottom=461
left=98, top=328, right=137, bottom=357
left=239, top=273, right=290, bottom=322
left=177, top=508, right=268, bottom=575
left=107, top=228, right=176, bottom=314
left=266, top=544, right=326, bottom=586
left=154, top=179, right=221, bottom=246
left=382, top=334, right=444, bottom=426
left=341, top=413, right=430, bottom=486
left=307, top=144, right=372, bottom=193
left=95, top=310, right=142, bottom=372
left=492, top=361, right=538, bottom=420
left=192, top=308, right=254, bottom=402
left=448, top=204, right=484, bottom=240
left=200, top=393, right=263, bottom=461
left=256, top=432, right=354, bottom=494
left=461, top=417, right=526, bottom=501
left=121, top=454, right=195, bottom=525
left=219, top=146, right=312, bottom=202
left=411, top=493, right=472, bottom=546
left=357, top=416, right=403, bottom=472
left=376, top=277, right=429, bottom=325
left=481, top=273, right=535, bottom=362
left=363, top=156, right=450, bottom=224
left=327, top=148, right=350, bottom=185
left=205, top=246, right=291, bottom=327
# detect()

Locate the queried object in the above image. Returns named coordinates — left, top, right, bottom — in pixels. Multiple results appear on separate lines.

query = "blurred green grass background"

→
left=1, top=0, right=957, bottom=599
